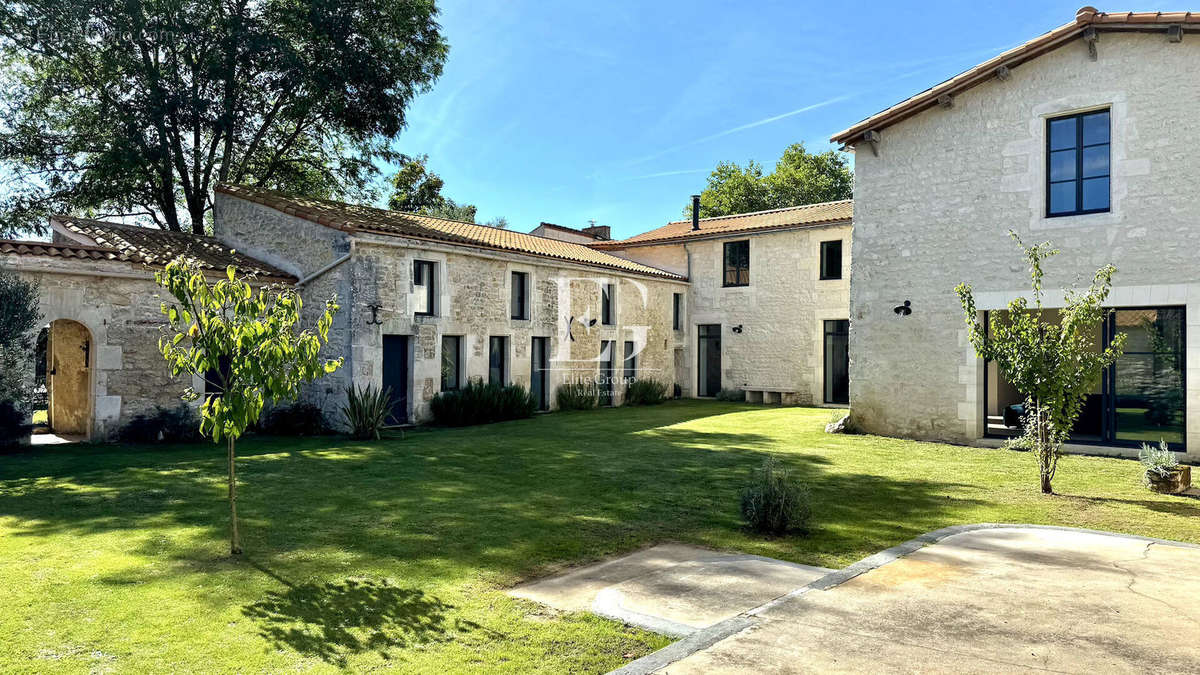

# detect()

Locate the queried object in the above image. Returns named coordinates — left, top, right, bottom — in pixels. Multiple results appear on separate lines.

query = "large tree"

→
left=687, top=142, right=852, bottom=218
left=386, top=154, right=506, bottom=227
left=0, top=0, right=448, bottom=236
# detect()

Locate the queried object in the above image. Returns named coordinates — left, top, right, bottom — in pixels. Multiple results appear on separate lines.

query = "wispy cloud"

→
left=620, top=168, right=708, bottom=181
left=624, top=93, right=853, bottom=167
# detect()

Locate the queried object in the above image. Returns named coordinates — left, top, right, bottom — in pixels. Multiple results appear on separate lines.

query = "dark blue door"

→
left=382, top=335, right=409, bottom=424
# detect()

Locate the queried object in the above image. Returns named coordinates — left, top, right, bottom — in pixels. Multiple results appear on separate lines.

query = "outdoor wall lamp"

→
left=894, top=300, right=912, bottom=317
left=366, top=304, right=384, bottom=325
left=731, top=324, right=744, bottom=334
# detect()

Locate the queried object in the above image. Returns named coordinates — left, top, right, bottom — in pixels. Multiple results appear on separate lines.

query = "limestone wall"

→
left=847, top=32, right=1200, bottom=459
left=340, top=235, right=687, bottom=422
left=613, top=225, right=851, bottom=403
left=2, top=256, right=187, bottom=439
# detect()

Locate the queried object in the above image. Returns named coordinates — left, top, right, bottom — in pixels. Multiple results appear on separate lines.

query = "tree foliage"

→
left=385, top=154, right=506, bottom=227
left=0, top=267, right=40, bottom=409
left=956, top=233, right=1125, bottom=494
left=156, top=257, right=342, bottom=553
left=686, top=142, right=852, bottom=218
left=0, top=0, right=448, bottom=236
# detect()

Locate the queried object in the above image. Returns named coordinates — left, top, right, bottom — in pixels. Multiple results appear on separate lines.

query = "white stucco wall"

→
left=847, top=31, right=1200, bottom=459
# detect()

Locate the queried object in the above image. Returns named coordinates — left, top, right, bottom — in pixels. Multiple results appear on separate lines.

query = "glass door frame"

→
left=982, top=305, right=1186, bottom=451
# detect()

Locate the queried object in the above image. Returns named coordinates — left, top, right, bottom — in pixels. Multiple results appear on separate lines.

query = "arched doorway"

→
left=44, top=319, right=92, bottom=440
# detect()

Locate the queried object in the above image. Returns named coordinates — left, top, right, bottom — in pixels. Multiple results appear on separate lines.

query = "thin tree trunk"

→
left=228, top=436, right=242, bottom=554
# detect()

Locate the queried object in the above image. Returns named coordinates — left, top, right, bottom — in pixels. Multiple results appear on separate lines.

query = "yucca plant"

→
left=341, top=384, right=394, bottom=440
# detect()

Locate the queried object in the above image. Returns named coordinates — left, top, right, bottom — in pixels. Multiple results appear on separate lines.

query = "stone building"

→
left=594, top=199, right=852, bottom=405
left=211, top=184, right=688, bottom=424
left=0, top=221, right=294, bottom=440
left=831, top=7, right=1200, bottom=461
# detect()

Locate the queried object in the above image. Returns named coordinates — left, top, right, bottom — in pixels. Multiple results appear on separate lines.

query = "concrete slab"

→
left=509, top=544, right=831, bottom=637
left=652, top=527, right=1200, bottom=674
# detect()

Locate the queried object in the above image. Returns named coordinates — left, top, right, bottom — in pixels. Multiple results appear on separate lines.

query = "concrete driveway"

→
left=618, top=526, right=1200, bottom=674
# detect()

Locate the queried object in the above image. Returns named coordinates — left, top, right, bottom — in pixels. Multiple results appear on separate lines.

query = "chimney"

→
left=582, top=224, right=611, bottom=240
left=691, top=195, right=701, bottom=231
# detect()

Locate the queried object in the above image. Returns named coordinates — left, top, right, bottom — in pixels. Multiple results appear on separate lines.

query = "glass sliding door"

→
left=1110, top=308, right=1185, bottom=446
left=531, top=337, right=549, bottom=411
left=983, top=306, right=1185, bottom=450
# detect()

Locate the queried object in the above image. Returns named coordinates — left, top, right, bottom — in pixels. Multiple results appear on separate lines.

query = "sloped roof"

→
left=51, top=215, right=294, bottom=280
left=215, top=184, right=684, bottom=280
left=591, top=200, right=852, bottom=249
left=0, top=239, right=127, bottom=262
left=831, top=7, right=1200, bottom=145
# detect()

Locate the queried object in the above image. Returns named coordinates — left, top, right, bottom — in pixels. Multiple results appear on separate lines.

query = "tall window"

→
left=723, top=240, right=749, bottom=287
left=510, top=271, right=529, bottom=320
left=413, top=260, right=436, bottom=316
left=488, top=336, right=508, bottom=385
left=672, top=292, right=683, bottom=331
left=203, top=355, right=232, bottom=397
left=820, top=240, right=843, bottom=280
left=601, top=283, right=615, bottom=325
left=441, top=335, right=461, bottom=391
left=623, top=340, right=637, bottom=382
left=1047, top=109, right=1110, bottom=217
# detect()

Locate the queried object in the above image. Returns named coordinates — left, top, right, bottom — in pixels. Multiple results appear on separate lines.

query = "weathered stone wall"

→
left=2, top=256, right=189, bottom=439
left=341, top=234, right=686, bottom=422
left=848, top=32, right=1200, bottom=459
left=615, top=226, right=851, bottom=402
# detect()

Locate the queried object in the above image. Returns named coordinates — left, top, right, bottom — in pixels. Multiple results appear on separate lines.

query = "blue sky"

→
left=395, top=0, right=1144, bottom=238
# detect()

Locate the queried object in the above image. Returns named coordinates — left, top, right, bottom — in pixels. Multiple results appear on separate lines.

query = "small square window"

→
left=820, top=240, right=843, bottom=280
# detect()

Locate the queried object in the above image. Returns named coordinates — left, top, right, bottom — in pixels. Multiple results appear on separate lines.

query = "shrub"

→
left=430, top=378, right=536, bottom=427
left=556, top=381, right=599, bottom=411
left=624, top=379, right=668, bottom=406
left=1138, top=440, right=1179, bottom=487
left=260, top=402, right=330, bottom=436
left=118, top=404, right=202, bottom=444
left=740, top=458, right=813, bottom=535
left=341, top=384, right=394, bottom=440
left=715, top=388, right=744, bottom=402
left=0, top=399, right=32, bottom=450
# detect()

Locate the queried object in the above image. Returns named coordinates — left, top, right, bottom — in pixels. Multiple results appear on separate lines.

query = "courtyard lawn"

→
left=2, top=402, right=1198, bottom=673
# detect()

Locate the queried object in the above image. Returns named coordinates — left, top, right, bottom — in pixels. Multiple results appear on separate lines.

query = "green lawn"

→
left=2, top=401, right=1197, bottom=673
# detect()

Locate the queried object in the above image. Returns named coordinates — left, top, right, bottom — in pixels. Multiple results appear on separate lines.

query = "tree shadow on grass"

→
left=241, top=562, right=490, bottom=667
left=1056, top=492, right=1200, bottom=518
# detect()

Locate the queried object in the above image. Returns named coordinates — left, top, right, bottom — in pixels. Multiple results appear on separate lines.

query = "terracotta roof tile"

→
left=831, top=8, right=1199, bottom=145
left=215, top=184, right=684, bottom=280
left=0, top=239, right=126, bottom=262
left=591, top=200, right=852, bottom=249
left=51, top=216, right=295, bottom=280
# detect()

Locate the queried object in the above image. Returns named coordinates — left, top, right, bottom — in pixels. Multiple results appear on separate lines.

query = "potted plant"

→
left=1138, top=440, right=1192, bottom=494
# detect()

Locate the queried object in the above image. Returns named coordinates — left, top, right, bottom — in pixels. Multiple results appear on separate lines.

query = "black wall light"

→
left=731, top=324, right=744, bottom=334
left=894, top=300, right=912, bottom=316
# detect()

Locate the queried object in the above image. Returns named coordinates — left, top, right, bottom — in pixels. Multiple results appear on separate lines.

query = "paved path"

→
left=510, top=543, right=832, bottom=637
left=620, top=526, right=1200, bottom=674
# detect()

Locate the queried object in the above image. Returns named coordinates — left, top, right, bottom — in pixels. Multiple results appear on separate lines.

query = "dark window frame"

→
left=601, top=283, right=615, bottom=326
left=722, top=240, right=750, bottom=287
left=488, top=336, right=508, bottom=385
left=413, top=260, right=436, bottom=317
left=1045, top=109, right=1111, bottom=218
left=672, top=292, right=683, bottom=331
left=820, top=240, right=843, bottom=280
left=441, top=335, right=462, bottom=391
left=510, top=271, right=529, bottom=320
left=623, top=340, right=637, bottom=382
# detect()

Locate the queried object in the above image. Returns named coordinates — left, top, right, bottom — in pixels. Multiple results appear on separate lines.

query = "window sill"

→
left=1045, top=208, right=1110, bottom=219
left=722, top=284, right=750, bottom=289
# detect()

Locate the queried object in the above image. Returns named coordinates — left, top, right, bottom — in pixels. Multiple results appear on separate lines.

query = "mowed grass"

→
left=2, top=401, right=1198, bottom=673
